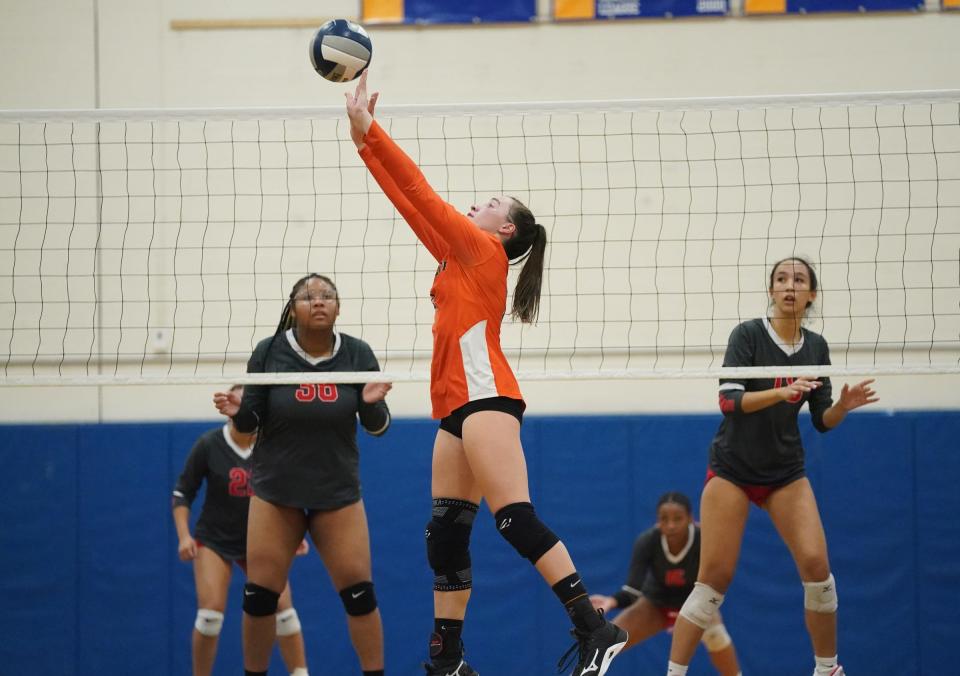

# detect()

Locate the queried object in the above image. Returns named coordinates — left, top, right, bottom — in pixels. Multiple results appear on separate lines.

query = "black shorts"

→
left=439, top=396, right=525, bottom=439
left=196, top=539, right=246, bottom=565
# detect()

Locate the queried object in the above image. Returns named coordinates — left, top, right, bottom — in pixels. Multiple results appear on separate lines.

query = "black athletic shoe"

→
left=423, top=657, right=478, bottom=676
left=424, top=635, right=478, bottom=676
left=556, top=619, right=628, bottom=676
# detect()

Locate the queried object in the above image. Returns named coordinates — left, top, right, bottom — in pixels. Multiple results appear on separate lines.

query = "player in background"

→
left=590, top=492, right=740, bottom=675
left=214, top=274, right=392, bottom=676
left=666, top=257, right=879, bottom=676
left=172, top=385, right=310, bottom=676
left=345, top=71, right=627, bottom=676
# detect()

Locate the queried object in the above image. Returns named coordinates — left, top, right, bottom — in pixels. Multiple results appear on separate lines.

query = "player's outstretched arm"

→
left=349, top=80, right=448, bottom=261
left=348, top=72, right=495, bottom=265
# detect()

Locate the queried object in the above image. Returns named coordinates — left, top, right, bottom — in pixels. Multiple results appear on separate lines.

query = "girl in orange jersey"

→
left=345, top=72, right=627, bottom=676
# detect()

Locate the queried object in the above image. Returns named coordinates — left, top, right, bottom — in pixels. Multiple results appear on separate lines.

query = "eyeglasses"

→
left=292, top=292, right=337, bottom=303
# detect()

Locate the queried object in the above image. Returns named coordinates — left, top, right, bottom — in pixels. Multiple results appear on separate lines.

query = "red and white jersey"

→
left=359, top=121, right=523, bottom=419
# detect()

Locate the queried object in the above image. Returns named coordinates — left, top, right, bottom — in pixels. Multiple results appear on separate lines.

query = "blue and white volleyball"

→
left=309, top=19, right=372, bottom=83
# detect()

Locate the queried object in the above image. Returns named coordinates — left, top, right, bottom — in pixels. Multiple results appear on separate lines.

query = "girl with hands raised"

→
left=667, top=257, right=879, bottom=676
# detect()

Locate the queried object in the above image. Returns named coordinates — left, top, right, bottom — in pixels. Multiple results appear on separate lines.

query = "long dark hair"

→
left=503, top=197, right=547, bottom=324
left=656, top=491, right=693, bottom=515
left=768, top=256, right=818, bottom=310
left=267, top=273, right=339, bottom=352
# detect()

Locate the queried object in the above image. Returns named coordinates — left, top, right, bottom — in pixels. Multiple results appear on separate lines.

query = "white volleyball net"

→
left=1, top=91, right=958, bottom=385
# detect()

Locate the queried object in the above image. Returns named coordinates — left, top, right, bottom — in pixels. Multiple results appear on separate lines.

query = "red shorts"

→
left=660, top=607, right=681, bottom=630
left=705, top=468, right=779, bottom=507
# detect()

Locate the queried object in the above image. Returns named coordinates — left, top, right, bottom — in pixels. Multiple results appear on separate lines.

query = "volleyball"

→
left=309, top=19, right=372, bottom=83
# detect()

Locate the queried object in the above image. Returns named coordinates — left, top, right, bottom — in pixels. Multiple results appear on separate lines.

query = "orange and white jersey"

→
left=359, top=121, right=523, bottom=419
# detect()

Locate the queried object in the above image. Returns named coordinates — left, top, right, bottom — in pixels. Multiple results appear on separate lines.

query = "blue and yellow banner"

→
left=363, top=0, right=536, bottom=24
left=744, top=0, right=921, bottom=13
left=555, top=0, right=728, bottom=19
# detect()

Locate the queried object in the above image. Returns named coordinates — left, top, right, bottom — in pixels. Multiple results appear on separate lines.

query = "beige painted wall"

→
left=1, top=0, right=958, bottom=420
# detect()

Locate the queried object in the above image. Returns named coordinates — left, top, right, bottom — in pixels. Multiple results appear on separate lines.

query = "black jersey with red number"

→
left=232, top=330, right=390, bottom=511
left=613, top=524, right=701, bottom=610
left=711, top=317, right=834, bottom=486
left=172, top=424, right=254, bottom=560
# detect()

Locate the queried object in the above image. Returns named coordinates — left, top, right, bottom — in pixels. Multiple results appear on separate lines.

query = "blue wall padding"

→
left=913, top=415, right=960, bottom=673
left=787, top=0, right=922, bottom=11
left=0, top=411, right=956, bottom=675
left=405, top=0, right=536, bottom=23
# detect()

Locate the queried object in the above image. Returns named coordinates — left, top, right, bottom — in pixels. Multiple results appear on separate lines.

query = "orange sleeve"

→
left=359, top=145, right=447, bottom=263
left=361, top=120, right=497, bottom=266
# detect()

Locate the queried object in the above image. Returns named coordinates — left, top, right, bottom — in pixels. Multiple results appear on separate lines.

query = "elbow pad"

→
left=718, top=388, right=743, bottom=415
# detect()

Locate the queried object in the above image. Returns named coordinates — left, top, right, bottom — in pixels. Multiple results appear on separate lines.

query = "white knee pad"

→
left=679, top=582, right=725, bottom=630
left=701, top=622, right=732, bottom=652
left=194, top=609, right=224, bottom=637
left=276, top=607, right=302, bottom=636
left=803, top=573, right=838, bottom=613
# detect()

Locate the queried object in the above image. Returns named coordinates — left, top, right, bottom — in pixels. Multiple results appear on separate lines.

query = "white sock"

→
left=667, top=661, right=689, bottom=676
left=290, top=668, right=309, bottom=676
left=815, top=654, right=838, bottom=674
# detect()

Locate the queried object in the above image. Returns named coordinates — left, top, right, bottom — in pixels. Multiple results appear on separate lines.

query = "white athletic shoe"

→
left=813, top=666, right=845, bottom=676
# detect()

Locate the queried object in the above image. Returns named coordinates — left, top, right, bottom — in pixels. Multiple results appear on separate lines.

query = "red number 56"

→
left=295, top=384, right=339, bottom=402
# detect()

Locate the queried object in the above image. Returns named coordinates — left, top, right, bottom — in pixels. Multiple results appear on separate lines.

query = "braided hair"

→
left=656, top=491, right=693, bottom=515
left=266, top=273, right=340, bottom=354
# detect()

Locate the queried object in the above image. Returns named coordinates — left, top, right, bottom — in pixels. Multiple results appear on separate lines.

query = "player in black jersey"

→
left=666, top=258, right=879, bottom=676
left=214, top=274, right=392, bottom=676
left=172, top=385, right=310, bottom=676
left=591, top=493, right=740, bottom=675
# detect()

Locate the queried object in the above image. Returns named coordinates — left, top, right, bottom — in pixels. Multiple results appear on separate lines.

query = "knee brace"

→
left=426, top=498, right=479, bottom=591
left=701, top=622, right=732, bottom=652
left=243, top=582, right=280, bottom=617
left=803, top=573, right=838, bottom=613
left=194, top=608, right=224, bottom=637
left=275, top=607, right=302, bottom=636
left=494, top=502, right=560, bottom=565
left=679, top=582, right=725, bottom=630
left=339, top=581, right=378, bottom=616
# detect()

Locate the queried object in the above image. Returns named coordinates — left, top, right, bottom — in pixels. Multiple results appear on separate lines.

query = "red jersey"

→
left=359, top=121, right=523, bottom=419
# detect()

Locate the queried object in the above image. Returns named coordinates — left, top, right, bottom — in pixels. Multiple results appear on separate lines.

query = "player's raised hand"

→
left=838, top=378, right=879, bottom=411
left=345, top=70, right=375, bottom=147
left=362, top=381, right=392, bottom=404
left=213, top=389, right=241, bottom=417
left=778, top=376, right=821, bottom=401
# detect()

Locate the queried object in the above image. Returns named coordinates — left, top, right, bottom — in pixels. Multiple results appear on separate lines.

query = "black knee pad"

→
left=339, top=581, right=377, bottom=616
left=242, top=582, right=280, bottom=617
left=494, top=502, right=560, bottom=564
left=425, top=498, right=479, bottom=592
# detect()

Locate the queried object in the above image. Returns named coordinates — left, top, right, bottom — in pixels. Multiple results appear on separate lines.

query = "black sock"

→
left=430, top=617, right=464, bottom=662
left=552, top=572, right=603, bottom=632
left=362, top=671, right=385, bottom=676
left=244, top=671, right=268, bottom=676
